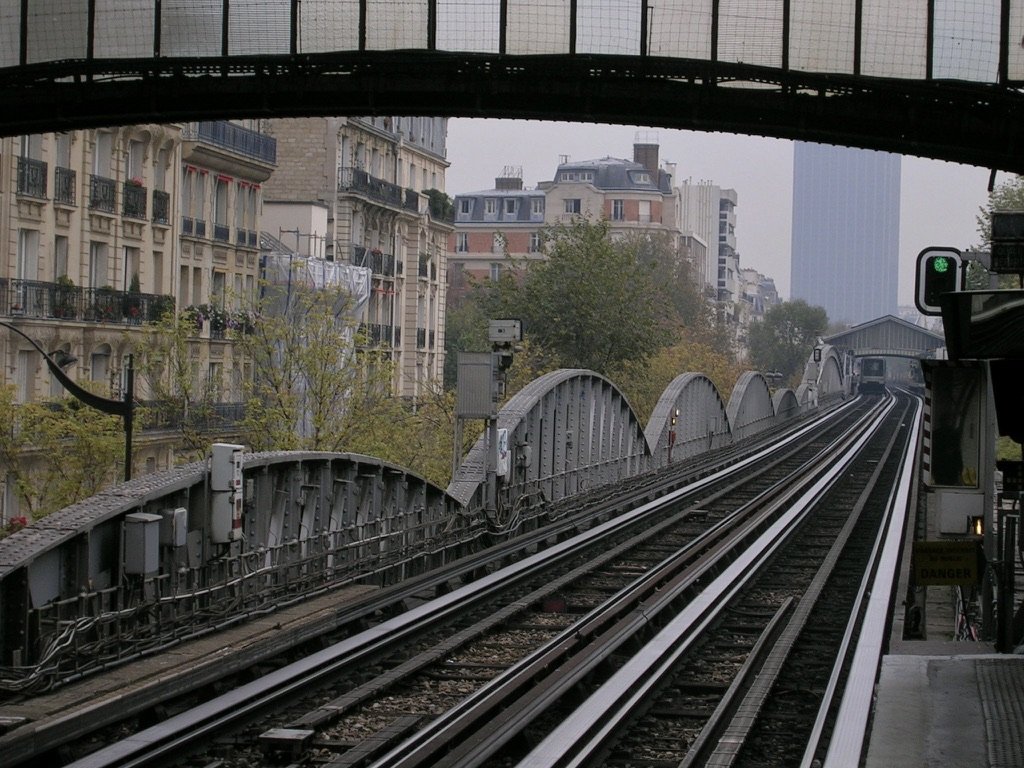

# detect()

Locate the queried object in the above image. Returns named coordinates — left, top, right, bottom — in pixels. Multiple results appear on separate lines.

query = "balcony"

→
left=236, top=228, right=257, bottom=248
left=122, top=181, right=147, bottom=219
left=358, top=322, right=395, bottom=346
left=418, top=254, right=430, bottom=278
left=353, top=246, right=396, bottom=277
left=416, top=327, right=427, bottom=349
left=152, top=190, right=170, bottom=224
left=213, top=223, right=230, bottom=242
left=89, top=175, right=116, bottom=213
left=16, top=156, right=47, bottom=198
left=54, top=166, right=76, bottom=205
left=338, top=167, right=410, bottom=210
left=0, top=278, right=174, bottom=324
left=182, top=121, right=276, bottom=164
left=140, top=400, right=246, bottom=434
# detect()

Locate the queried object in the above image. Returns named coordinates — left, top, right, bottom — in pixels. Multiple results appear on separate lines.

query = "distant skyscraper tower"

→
left=790, top=143, right=900, bottom=325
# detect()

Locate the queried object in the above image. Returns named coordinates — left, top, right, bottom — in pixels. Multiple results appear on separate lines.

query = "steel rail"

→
left=810, top=392, right=923, bottom=768
left=513, top=397, right=897, bottom=768
left=687, top=395, right=916, bottom=767
left=62, top=401, right=864, bottom=768
left=361, top=398, right=894, bottom=768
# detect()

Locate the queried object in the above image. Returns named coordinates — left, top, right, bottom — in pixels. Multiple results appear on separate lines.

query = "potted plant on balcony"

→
left=94, top=285, right=119, bottom=322
left=51, top=275, right=78, bottom=319
left=124, top=273, right=143, bottom=324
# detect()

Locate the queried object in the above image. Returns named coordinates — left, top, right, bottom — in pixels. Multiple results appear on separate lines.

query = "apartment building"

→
left=0, top=120, right=275, bottom=514
left=262, top=117, right=451, bottom=399
left=450, top=141, right=680, bottom=283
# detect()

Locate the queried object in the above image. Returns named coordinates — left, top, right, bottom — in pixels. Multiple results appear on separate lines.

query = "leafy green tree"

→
left=236, top=282, right=395, bottom=453
left=0, top=385, right=122, bottom=524
left=508, top=219, right=673, bottom=376
left=617, top=332, right=744, bottom=423
left=976, top=175, right=1024, bottom=289
left=747, top=299, right=829, bottom=384
left=132, top=310, right=222, bottom=457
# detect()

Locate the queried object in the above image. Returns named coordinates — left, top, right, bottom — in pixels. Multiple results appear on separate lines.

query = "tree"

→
left=132, top=309, right=223, bottom=457
left=236, top=281, right=395, bottom=453
left=746, top=300, right=829, bottom=384
left=976, top=175, right=1024, bottom=289
left=617, top=332, right=745, bottom=423
left=506, top=219, right=674, bottom=376
left=0, top=385, right=122, bottom=524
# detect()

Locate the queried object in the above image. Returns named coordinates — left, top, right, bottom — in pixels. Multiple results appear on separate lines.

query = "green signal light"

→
left=932, top=256, right=951, bottom=273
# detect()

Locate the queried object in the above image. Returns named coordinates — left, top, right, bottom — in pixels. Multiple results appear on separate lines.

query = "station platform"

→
left=864, top=490, right=1024, bottom=768
left=865, top=645, right=1023, bottom=768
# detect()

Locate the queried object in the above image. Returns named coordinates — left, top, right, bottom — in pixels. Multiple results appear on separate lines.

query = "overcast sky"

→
left=444, top=117, right=999, bottom=305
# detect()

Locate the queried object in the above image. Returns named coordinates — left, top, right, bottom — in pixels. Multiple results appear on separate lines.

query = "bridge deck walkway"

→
left=0, top=584, right=376, bottom=762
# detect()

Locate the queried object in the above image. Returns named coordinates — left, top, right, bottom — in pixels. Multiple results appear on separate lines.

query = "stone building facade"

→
left=262, top=117, right=451, bottom=399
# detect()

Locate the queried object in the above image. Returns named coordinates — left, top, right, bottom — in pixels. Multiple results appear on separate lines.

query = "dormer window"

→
left=560, top=170, right=594, bottom=182
left=631, top=171, right=651, bottom=184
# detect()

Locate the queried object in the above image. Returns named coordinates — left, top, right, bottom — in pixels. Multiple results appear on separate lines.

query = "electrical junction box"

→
left=125, top=512, right=162, bottom=575
left=211, top=443, right=244, bottom=492
left=211, top=492, right=243, bottom=543
left=160, top=507, right=187, bottom=547
left=488, top=319, right=522, bottom=343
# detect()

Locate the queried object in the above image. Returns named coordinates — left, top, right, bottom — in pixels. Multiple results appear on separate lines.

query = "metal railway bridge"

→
left=2, top=1, right=1024, bottom=171
left=0, top=0, right=1013, bottom=688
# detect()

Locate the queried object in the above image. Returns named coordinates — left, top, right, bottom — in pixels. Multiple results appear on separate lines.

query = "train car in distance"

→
left=859, top=357, right=887, bottom=394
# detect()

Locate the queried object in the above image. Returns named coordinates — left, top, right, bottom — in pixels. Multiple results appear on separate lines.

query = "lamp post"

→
left=0, top=320, right=134, bottom=481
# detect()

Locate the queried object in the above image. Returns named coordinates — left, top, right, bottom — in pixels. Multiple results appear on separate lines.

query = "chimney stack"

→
left=495, top=165, right=524, bottom=190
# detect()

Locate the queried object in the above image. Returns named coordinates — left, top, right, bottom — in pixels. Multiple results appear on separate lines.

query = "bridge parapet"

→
left=0, top=451, right=465, bottom=692
left=448, top=369, right=649, bottom=527
left=645, top=373, right=730, bottom=468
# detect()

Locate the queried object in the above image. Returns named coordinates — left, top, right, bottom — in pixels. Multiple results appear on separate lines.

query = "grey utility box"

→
left=125, top=512, right=162, bottom=575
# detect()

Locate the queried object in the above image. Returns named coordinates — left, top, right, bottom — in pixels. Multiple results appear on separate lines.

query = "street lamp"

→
left=0, top=320, right=134, bottom=481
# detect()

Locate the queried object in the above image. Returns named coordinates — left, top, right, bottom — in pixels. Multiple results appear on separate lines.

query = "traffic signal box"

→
left=915, top=247, right=962, bottom=316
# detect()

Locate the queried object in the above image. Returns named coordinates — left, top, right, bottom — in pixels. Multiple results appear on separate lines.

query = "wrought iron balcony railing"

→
left=416, top=327, right=427, bottom=349
left=16, top=156, right=47, bottom=198
left=183, top=120, right=276, bottom=164
left=139, top=400, right=246, bottom=433
left=54, top=166, right=75, bottom=205
left=89, top=175, right=116, bottom=213
left=352, top=246, right=396, bottom=277
left=122, top=181, right=147, bottom=219
left=152, top=190, right=170, bottom=224
left=358, top=322, right=395, bottom=346
left=0, top=278, right=174, bottom=324
left=338, top=167, right=413, bottom=210
left=213, top=223, right=230, bottom=242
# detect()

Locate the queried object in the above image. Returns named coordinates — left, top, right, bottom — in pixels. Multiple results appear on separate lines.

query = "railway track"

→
left=35, top=394, right=917, bottom=768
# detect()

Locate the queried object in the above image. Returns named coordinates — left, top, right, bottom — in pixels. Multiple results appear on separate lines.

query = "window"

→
left=90, top=344, right=111, bottom=385
left=50, top=345, right=71, bottom=397
left=631, top=171, right=651, bottom=184
left=638, top=200, right=651, bottom=223
left=485, top=198, right=497, bottom=215
left=459, top=198, right=472, bottom=215
left=531, top=197, right=544, bottom=216
left=213, top=177, right=230, bottom=241
left=504, top=198, right=517, bottom=215
left=612, top=199, right=625, bottom=220
left=127, top=140, right=145, bottom=182
left=212, top=270, right=226, bottom=303
left=93, top=132, right=112, bottom=177
left=179, top=265, right=189, bottom=306
left=529, top=232, right=541, bottom=253
left=153, top=251, right=163, bottom=295
left=155, top=148, right=167, bottom=190
left=89, top=242, right=108, bottom=288
left=560, top=170, right=593, bottom=182
left=54, top=235, right=68, bottom=279
left=456, top=232, right=469, bottom=253
left=55, top=133, right=71, bottom=168
left=16, top=229, right=39, bottom=281
left=490, top=263, right=502, bottom=280
left=123, top=246, right=140, bottom=291
left=16, top=350, right=34, bottom=404
left=564, top=198, right=581, bottom=214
